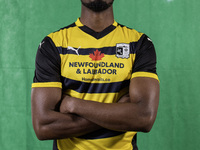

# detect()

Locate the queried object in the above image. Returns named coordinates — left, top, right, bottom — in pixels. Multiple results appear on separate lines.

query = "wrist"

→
left=68, top=97, right=77, bottom=113
left=60, top=95, right=77, bottom=113
left=67, top=97, right=83, bottom=114
left=70, top=98, right=88, bottom=115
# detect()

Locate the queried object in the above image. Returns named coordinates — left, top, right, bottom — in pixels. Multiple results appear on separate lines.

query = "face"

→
left=81, top=0, right=114, bottom=12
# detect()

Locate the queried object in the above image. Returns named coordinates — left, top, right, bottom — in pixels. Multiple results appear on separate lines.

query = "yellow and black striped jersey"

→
left=32, top=18, right=158, bottom=150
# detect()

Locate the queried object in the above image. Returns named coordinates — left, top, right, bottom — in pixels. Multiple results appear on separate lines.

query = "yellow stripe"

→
left=113, top=20, right=118, bottom=27
left=75, top=18, right=84, bottom=27
left=31, top=82, right=62, bottom=88
left=131, top=72, right=159, bottom=81
left=64, top=87, right=129, bottom=103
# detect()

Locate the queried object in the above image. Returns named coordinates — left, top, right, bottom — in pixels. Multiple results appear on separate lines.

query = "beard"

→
left=81, top=0, right=114, bottom=12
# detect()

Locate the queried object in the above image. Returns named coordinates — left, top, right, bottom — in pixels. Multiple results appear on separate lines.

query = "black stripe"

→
left=61, top=77, right=130, bottom=93
left=53, top=140, right=58, bottom=150
left=78, top=128, right=125, bottom=139
left=79, top=24, right=116, bottom=39
left=57, top=42, right=137, bottom=55
left=132, top=134, right=138, bottom=150
left=56, top=23, right=76, bottom=32
left=118, top=23, right=133, bottom=30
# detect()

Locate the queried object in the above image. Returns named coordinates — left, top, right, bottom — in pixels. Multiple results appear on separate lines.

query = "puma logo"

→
left=67, top=46, right=81, bottom=55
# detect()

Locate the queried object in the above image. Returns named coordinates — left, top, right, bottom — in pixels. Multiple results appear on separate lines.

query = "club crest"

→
left=116, top=43, right=130, bottom=59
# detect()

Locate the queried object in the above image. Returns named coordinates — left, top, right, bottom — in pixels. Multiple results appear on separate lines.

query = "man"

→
left=31, top=0, right=160, bottom=149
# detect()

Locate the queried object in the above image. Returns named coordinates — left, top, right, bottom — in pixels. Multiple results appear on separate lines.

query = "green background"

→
left=0, top=0, right=199, bottom=149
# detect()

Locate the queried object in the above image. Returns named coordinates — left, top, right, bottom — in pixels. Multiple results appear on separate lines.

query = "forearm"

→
left=33, top=110, right=100, bottom=140
left=31, top=87, right=101, bottom=140
left=69, top=99, right=152, bottom=132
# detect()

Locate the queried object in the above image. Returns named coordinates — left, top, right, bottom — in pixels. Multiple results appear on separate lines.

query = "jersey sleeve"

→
left=32, top=36, right=62, bottom=88
left=132, top=34, right=159, bottom=81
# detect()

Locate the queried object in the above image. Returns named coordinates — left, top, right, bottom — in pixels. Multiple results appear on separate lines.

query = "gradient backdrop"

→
left=0, top=0, right=200, bottom=149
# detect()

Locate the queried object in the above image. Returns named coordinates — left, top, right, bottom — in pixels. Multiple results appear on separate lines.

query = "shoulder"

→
left=116, top=23, right=145, bottom=42
left=47, top=22, right=77, bottom=47
left=115, top=22, right=155, bottom=52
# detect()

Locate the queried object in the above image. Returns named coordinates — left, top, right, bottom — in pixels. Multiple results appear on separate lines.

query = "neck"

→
left=80, top=5, right=114, bottom=32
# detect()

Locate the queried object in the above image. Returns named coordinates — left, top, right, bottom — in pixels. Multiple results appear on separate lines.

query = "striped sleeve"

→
left=132, top=34, right=159, bottom=81
left=32, top=36, right=62, bottom=88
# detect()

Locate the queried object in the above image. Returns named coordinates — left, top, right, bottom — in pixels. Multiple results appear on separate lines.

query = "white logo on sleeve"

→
left=147, top=38, right=152, bottom=42
left=39, top=41, right=45, bottom=48
left=67, top=46, right=81, bottom=55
